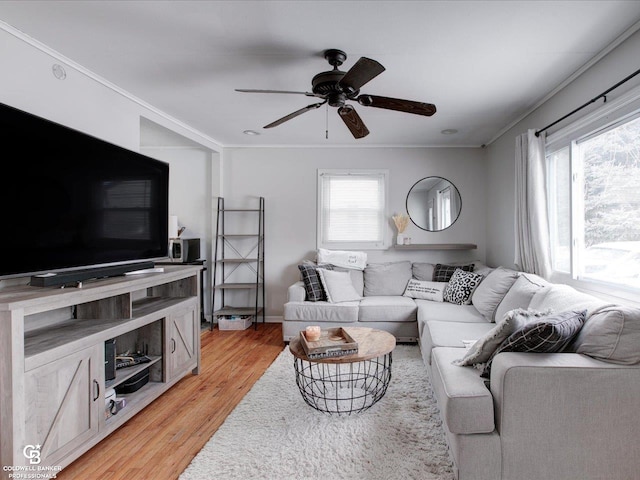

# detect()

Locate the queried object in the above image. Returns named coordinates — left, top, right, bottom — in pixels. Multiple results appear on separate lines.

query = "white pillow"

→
left=403, top=279, right=445, bottom=302
left=317, top=269, right=362, bottom=303
left=317, top=248, right=367, bottom=270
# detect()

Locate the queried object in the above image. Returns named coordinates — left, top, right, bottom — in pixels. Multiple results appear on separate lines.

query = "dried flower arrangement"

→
left=392, top=214, right=410, bottom=233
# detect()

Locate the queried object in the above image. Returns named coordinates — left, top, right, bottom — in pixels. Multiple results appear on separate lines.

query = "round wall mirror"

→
left=406, top=176, right=462, bottom=231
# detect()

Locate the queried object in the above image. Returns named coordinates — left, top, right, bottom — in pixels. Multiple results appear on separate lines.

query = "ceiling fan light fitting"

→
left=324, top=49, right=347, bottom=67
left=328, top=92, right=346, bottom=108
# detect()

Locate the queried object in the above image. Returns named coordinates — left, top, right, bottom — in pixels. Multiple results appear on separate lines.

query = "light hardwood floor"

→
left=57, top=323, right=285, bottom=480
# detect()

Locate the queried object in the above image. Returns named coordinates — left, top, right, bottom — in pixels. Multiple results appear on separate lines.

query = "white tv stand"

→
left=0, top=265, right=202, bottom=478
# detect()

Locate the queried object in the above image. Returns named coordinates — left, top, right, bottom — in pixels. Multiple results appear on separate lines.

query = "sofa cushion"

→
left=433, top=263, right=474, bottom=282
left=529, top=283, right=611, bottom=318
left=298, top=263, right=333, bottom=301
left=572, top=306, right=640, bottom=365
left=403, top=279, right=445, bottom=301
left=347, top=269, right=365, bottom=297
left=317, top=269, right=362, bottom=303
left=363, top=261, right=412, bottom=296
left=416, top=300, right=487, bottom=324
left=494, top=273, right=549, bottom=322
left=283, top=301, right=359, bottom=323
left=431, top=347, right=495, bottom=434
left=481, top=309, right=587, bottom=377
left=412, top=262, right=435, bottom=281
left=358, top=296, right=417, bottom=323
left=421, top=320, right=495, bottom=364
left=471, top=267, right=519, bottom=321
left=443, top=269, right=484, bottom=305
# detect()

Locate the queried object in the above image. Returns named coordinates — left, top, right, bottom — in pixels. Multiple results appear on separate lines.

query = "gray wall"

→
left=485, top=28, right=640, bottom=268
left=222, top=147, right=487, bottom=319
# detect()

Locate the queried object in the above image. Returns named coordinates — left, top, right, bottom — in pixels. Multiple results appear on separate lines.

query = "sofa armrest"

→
left=489, top=352, right=640, bottom=480
left=287, top=281, right=306, bottom=302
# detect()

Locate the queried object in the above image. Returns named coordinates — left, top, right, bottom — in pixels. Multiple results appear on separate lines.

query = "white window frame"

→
left=317, top=169, right=389, bottom=250
left=545, top=84, right=640, bottom=306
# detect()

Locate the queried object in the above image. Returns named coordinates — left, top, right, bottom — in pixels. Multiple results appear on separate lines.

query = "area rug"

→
left=180, top=345, right=455, bottom=480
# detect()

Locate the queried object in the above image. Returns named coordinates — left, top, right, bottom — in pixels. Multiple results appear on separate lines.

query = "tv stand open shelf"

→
left=0, top=264, right=202, bottom=479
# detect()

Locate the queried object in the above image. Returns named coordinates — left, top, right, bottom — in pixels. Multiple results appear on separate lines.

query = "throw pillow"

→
left=471, top=267, right=519, bottom=322
left=494, top=274, right=549, bottom=322
left=433, top=263, right=474, bottom=282
left=317, top=268, right=362, bottom=303
left=481, top=309, right=587, bottom=378
left=572, top=306, right=640, bottom=365
left=443, top=269, right=483, bottom=305
left=297, top=263, right=333, bottom=301
left=452, top=308, right=550, bottom=367
left=403, top=279, right=445, bottom=302
left=317, top=248, right=367, bottom=270
left=363, top=261, right=412, bottom=296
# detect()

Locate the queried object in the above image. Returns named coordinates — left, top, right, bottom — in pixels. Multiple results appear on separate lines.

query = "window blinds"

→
left=320, top=172, right=385, bottom=245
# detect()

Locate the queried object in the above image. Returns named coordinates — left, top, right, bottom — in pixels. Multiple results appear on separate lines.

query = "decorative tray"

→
left=300, top=327, right=359, bottom=359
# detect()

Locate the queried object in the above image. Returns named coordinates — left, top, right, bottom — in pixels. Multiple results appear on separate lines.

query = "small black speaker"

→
left=105, top=339, right=116, bottom=381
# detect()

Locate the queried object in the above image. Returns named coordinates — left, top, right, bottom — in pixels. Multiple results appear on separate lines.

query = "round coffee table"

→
left=289, top=327, right=396, bottom=415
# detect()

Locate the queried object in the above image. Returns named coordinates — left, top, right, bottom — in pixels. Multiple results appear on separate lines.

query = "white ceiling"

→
left=1, top=1, right=640, bottom=147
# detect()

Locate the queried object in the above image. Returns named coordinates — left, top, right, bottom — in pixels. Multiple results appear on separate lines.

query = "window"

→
left=317, top=169, right=388, bottom=249
left=547, top=109, right=640, bottom=296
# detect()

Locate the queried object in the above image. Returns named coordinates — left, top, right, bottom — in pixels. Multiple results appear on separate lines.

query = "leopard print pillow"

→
left=443, top=268, right=484, bottom=305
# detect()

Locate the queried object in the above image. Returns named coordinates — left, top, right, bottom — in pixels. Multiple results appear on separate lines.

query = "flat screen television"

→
left=0, top=101, right=169, bottom=280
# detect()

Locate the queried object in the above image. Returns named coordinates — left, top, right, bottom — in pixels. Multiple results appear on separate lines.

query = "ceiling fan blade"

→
left=263, top=101, right=326, bottom=129
left=357, top=95, right=437, bottom=116
left=338, top=57, right=385, bottom=94
left=337, top=105, right=369, bottom=139
left=236, top=89, right=319, bottom=97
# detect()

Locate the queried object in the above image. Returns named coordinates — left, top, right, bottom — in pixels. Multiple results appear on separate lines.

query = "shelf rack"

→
left=211, top=197, right=265, bottom=330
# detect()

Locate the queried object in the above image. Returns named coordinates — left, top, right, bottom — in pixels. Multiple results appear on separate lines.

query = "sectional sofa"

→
left=283, top=259, right=640, bottom=480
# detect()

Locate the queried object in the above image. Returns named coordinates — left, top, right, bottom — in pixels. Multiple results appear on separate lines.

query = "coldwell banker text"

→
left=3, top=465, right=61, bottom=479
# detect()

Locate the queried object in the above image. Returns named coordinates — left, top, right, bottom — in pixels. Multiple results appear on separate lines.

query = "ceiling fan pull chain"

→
left=326, top=103, right=329, bottom=139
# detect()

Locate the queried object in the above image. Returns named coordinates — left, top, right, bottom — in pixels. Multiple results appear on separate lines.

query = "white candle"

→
left=305, top=325, right=321, bottom=342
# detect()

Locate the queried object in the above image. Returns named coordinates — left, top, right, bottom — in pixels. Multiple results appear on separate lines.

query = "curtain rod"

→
left=535, top=67, right=640, bottom=137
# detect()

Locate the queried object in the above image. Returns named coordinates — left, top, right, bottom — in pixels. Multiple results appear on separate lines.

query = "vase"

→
left=397, top=233, right=405, bottom=245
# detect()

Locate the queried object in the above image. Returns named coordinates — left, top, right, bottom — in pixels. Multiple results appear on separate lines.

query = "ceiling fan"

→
left=236, top=49, right=437, bottom=139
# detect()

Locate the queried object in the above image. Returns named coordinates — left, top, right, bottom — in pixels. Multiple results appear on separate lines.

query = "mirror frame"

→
left=405, top=176, right=462, bottom=232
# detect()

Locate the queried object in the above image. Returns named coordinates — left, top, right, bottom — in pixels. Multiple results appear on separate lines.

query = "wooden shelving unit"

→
left=0, top=265, right=202, bottom=478
left=211, top=197, right=265, bottom=329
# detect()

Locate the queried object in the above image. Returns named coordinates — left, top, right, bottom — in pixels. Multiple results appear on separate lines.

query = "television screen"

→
left=0, top=102, right=169, bottom=279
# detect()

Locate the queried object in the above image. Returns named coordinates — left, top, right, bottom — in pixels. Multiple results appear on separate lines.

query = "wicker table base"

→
left=293, top=353, right=392, bottom=414
left=289, top=327, right=396, bottom=415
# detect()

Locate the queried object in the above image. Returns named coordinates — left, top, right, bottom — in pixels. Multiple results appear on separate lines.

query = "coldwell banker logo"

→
left=23, top=445, right=41, bottom=465
left=3, top=444, right=60, bottom=479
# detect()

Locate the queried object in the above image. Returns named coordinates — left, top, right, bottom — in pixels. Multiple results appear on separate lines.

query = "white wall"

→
left=223, top=147, right=487, bottom=319
left=0, top=25, right=221, bottom=304
left=486, top=28, right=640, bottom=268
left=142, top=145, right=213, bottom=316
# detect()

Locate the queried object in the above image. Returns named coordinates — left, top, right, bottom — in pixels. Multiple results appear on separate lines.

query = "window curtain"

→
left=514, top=129, right=552, bottom=279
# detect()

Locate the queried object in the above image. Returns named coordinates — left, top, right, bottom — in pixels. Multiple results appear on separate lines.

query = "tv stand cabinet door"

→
left=167, top=305, right=199, bottom=381
left=23, top=344, right=102, bottom=467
